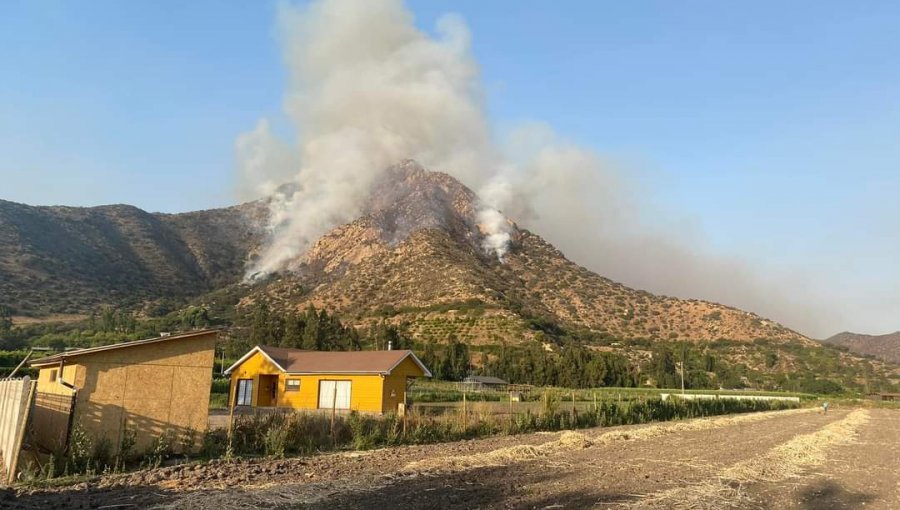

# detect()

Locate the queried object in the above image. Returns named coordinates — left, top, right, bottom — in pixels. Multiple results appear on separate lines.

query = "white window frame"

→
left=236, top=379, right=253, bottom=406
left=317, top=380, right=351, bottom=410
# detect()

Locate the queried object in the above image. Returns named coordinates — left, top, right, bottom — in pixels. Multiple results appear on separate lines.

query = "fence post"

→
left=226, top=382, right=236, bottom=458
left=462, top=389, right=467, bottom=430
left=330, top=386, right=337, bottom=446
left=572, top=391, right=577, bottom=423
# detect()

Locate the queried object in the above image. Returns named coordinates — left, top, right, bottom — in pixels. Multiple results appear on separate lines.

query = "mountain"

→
left=1, top=161, right=809, bottom=343
left=0, top=198, right=265, bottom=315
left=247, top=161, right=810, bottom=344
left=822, top=331, right=900, bottom=364
left=4, top=162, right=896, bottom=393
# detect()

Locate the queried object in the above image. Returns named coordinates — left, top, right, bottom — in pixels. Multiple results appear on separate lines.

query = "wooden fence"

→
left=0, top=377, right=36, bottom=484
left=30, top=391, right=76, bottom=454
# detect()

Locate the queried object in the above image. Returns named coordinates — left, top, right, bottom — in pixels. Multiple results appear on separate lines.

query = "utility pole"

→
left=680, top=342, right=687, bottom=396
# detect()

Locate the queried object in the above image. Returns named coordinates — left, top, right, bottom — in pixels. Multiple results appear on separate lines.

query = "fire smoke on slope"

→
left=239, top=0, right=505, bottom=275
left=236, top=0, right=839, bottom=337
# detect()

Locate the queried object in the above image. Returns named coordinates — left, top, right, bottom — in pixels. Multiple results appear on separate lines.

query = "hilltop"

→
left=247, top=161, right=809, bottom=344
left=822, top=331, right=900, bottom=364
left=1, top=162, right=810, bottom=344
left=0, top=198, right=265, bottom=315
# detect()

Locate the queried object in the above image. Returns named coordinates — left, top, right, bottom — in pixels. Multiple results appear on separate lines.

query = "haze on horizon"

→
left=2, top=0, right=899, bottom=339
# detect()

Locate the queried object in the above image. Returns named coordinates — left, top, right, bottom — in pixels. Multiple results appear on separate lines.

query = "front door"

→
left=318, top=380, right=351, bottom=410
left=257, top=375, right=278, bottom=407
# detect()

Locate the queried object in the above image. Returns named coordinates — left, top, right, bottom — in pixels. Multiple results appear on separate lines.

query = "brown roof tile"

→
left=231, top=345, right=430, bottom=376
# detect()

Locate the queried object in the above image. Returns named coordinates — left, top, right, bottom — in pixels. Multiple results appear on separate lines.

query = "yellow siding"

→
left=35, top=363, right=80, bottom=396
left=381, top=356, right=426, bottom=414
left=229, top=351, right=428, bottom=414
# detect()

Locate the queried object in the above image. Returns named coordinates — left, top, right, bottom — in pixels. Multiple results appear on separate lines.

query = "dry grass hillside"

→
left=822, top=331, right=900, bottom=364
left=0, top=198, right=265, bottom=314
left=1, top=161, right=812, bottom=344
left=248, top=162, right=810, bottom=344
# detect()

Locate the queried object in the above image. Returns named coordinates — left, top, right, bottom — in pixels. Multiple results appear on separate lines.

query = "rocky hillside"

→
left=0, top=199, right=265, bottom=315
left=822, top=331, right=900, bottom=364
left=250, top=161, right=810, bottom=344
left=1, top=162, right=814, bottom=343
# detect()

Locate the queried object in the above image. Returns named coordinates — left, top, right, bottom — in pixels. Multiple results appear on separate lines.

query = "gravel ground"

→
left=7, top=408, right=896, bottom=509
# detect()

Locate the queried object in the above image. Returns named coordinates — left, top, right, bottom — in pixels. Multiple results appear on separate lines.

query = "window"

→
left=285, top=379, right=300, bottom=392
left=236, top=379, right=253, bottom=406
left=318, top=380, right=351, bottom=409
left=49, top=369, right=58, bottom=383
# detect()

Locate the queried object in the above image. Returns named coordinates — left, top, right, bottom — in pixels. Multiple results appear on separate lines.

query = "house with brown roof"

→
left=224, top=346, right=431, bottom=414
left=29, top=330, right=217, bottom=453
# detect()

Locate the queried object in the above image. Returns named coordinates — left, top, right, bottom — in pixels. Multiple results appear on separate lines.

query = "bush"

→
left=30, top=396, right=798, bottom=481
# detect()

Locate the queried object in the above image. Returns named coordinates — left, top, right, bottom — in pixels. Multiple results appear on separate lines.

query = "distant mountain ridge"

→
left=822, top=331, right=900, bottom=364
left=0, top=198, right=265, bottom=314
left=2, top=161, right=809, bottom=343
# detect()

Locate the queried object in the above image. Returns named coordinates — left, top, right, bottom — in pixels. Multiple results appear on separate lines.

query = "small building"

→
left=225, top=346, right=431, bottom=414
left=29, top=330, right=217, bottom=453
left=459, top=375, right=509, bottom=392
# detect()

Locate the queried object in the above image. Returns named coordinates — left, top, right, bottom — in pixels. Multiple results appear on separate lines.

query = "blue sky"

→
left=2, top=1, right=899, bottom=334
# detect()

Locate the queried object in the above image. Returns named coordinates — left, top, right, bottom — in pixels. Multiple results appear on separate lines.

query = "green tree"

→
left=249, top=302, right=271, bottom=345
left=0, top=305, right=12, bottom=334
left=281, top=312, right=304, bottom=348
left=301, top=305, right=325, bottom=350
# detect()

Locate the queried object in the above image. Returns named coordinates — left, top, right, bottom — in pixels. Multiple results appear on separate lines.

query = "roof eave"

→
left=224, top=345, right=288, bottom=375
left=30, top=329, right=219, bottom=367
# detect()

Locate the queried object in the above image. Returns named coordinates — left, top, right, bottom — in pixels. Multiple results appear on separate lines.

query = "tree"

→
left=282, top=312, right=304, bottom=348
left=179, top=306, right=211, bottom=330
left=420, top=342, right=437, bottom=375
left=445, top=336, right=471, bottom=381
left=0, top=305, right=12, bottom=334
left=301, top=305, right=325, bottom=350
left=249, top=301, right=271, bottom=345
left=48, top=338, right=67, bottom=352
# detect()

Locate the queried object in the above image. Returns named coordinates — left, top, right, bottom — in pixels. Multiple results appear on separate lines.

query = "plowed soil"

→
left=5, top=408, right=898, bottom=509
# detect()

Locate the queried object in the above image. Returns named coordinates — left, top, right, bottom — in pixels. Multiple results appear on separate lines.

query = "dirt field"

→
left=5, top=407, right=898, bottom=509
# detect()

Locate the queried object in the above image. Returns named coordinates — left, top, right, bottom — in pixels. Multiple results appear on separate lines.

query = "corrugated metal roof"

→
left=226, top=345, right=432, bottom=377
left=29, top=329, right=218, bottom=367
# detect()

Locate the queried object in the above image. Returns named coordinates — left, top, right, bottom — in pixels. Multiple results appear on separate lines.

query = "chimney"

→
left=388, top=340, right=393, bottom=351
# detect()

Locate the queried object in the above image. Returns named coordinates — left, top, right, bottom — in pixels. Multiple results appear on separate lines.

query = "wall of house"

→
left=66, top=333, right=216, bottom=454
left=381, top=356, right=426, bottom=414
left=32, top=364, right=82, bottom=451
left=35, top=363, right=81, bottom=395
left=229, top=352, right=430, bottom=414
left=229, top=352, right=388, bottom=413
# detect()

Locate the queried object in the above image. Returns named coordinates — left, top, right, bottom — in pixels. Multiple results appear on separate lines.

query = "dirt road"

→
left=6, top=407, right=898, bottom=509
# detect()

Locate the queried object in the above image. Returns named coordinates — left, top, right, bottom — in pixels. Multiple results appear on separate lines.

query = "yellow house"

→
left=225, top=346, right=432, bottom=414
left=29, top=330, right=217, bottom=453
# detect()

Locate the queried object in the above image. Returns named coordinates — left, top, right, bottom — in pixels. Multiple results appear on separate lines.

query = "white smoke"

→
left=242, top=0, right=501, bottom=276
left=235, top=119, right=299, bottom=201
left=236, top=0, right=846, bottom=337
left=475, top=174, right=516, bottom=261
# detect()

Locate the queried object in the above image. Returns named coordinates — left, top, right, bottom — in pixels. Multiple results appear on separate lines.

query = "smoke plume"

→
left=240, top=0, right=504, bottom=276
left=237, top=0, right=840, bottom=337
